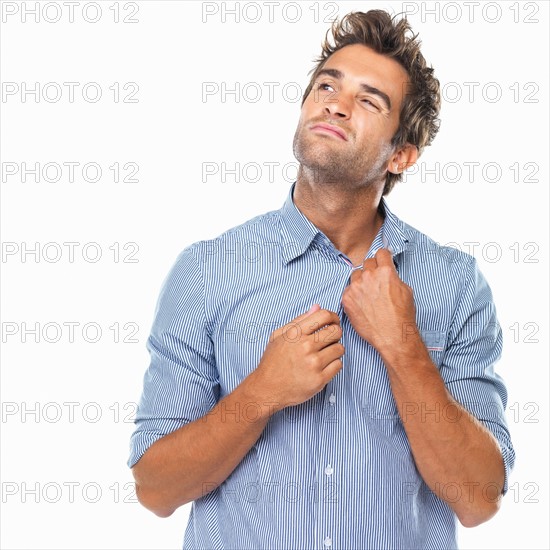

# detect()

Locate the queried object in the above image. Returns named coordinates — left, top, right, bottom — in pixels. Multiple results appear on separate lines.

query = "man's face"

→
left=293, top=44, right=410, bottom=189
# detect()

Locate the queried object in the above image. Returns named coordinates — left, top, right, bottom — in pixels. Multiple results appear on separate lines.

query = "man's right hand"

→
left=247, top=304, right=345, bottom=412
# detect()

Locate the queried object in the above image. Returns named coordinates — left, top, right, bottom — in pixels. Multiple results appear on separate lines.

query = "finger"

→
left=374, top=248, right=396, bottom=270
left=291, top=304, right=321, bottom=324
left=319, top=342, right=346, bottom=368
left=312, top=323, right=342, bottom=348
left=299, top=309, right=341, bottom=335
left=361, top=257, right=378, bottom=272
left=349, top=268, right=362, bottom=284
left=316, top=343, right=344, bottom=371
left=319, top=357, right=344, bottom=385
left=349, top=257, right=376, bottom=284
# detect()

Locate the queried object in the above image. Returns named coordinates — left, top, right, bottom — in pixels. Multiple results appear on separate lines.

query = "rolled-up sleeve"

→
left=128, top=246, right=218, bottom=468
left=440, top=257, right=515, bottom=494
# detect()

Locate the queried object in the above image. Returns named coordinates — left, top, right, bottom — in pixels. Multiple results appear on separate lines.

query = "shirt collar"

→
left=278, top=182, right=321, bottom=265
left=278, top=182, right=409, bottom=265
left=377, top=196, right=409, bottom=258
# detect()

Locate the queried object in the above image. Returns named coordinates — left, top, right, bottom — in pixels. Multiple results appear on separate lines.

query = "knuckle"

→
left=303, top=339, right=315, bottom=354
left=307, top=355, right=321, bottom=370
left=361, top=270, right=372, bottom=281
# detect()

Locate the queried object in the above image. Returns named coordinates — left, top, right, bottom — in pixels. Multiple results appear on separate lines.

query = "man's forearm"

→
left=132, top=374, right=276, bottom=517
left=380, top=341, right=505, bottom=528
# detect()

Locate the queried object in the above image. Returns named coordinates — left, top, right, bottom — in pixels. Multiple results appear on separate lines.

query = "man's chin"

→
left=295, top=154, right=348, bottom=181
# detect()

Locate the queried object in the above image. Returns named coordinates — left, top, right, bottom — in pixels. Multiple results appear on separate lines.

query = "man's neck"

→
left=293, top=172, right=385, bottom=266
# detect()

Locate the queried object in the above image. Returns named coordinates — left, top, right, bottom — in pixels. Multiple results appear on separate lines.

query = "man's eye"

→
left=361, top=98, right=379, bottom=110
left=317, top=82, right=335, bottom=92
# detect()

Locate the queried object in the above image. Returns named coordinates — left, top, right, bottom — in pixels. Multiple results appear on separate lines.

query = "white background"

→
left=1, top=1, right=548, bottom=548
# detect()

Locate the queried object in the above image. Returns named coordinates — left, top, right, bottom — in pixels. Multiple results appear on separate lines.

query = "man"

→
left=129, top=10, right=515, bottom=549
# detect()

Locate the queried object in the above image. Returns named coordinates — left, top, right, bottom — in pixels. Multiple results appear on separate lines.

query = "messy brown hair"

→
left=302, top=10, right=441, bottom=195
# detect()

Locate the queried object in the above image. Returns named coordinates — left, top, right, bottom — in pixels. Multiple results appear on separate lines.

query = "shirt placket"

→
left=314, top=250, right=355, bottom=550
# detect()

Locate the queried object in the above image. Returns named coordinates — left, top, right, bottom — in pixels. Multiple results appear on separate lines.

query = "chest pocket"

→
left=419, top=329, right=447, bottom=368
left=355, top=328, right=447, bottom=419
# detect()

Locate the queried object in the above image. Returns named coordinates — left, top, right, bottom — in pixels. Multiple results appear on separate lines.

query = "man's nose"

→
left=323, top=91, right=352, bottom=119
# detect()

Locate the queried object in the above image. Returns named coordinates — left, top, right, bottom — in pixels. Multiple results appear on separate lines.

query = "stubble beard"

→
left=292, top=124, right=392, bottom=190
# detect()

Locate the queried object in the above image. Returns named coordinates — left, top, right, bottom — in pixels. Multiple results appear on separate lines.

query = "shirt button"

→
left=328, top=393, right=336, bottom=405
left=323, top=536, right=332, bottom=547
left=324, top=464, right=333, bottom=476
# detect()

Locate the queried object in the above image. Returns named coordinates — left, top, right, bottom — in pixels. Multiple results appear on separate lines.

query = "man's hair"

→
left=301, top=10, right=441, bottom=195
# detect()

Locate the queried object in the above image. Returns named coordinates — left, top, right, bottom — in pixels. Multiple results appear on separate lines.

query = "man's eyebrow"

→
left=316, top=68, right=392, bottom=111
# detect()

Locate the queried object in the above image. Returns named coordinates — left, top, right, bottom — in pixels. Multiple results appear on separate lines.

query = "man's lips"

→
left=310, top=123, right=348, bottom=141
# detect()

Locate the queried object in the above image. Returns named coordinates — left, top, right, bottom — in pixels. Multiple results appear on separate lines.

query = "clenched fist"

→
left=341, top=248, right=421, bottom=358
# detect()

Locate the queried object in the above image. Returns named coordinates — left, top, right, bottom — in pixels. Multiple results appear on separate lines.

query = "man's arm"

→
left=132, top=376, right=271, bottom=517
left=342, top=248, right=510, bottom=528
left=375, top=339, right=504, bottom=527
left=132, top=306, right=344, bottom=517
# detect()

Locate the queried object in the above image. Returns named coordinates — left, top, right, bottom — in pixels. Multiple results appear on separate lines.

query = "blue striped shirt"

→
left=129, top=183, right=515, bottom=549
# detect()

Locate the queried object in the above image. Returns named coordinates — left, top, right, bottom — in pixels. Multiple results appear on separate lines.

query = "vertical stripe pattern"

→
left=129, top=183, right=515, bottom=549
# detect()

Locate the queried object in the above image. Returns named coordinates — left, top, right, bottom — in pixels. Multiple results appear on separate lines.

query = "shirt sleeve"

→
left=440, top=257, right=515, bottom=494
left=128, top=246, right=218, bottom=468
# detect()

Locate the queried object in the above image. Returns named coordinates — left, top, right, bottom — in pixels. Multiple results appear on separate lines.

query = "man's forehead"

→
left=323, top=44, right=407, bottom=79
left=320, top=44, right=410, bottom=104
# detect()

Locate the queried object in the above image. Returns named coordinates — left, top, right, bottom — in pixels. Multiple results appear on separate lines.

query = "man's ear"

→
left=386, top=143, right=418, bottom=174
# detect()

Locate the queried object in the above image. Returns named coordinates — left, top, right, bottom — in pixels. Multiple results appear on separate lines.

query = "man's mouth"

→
left=309, top=123, right=348, bottom=141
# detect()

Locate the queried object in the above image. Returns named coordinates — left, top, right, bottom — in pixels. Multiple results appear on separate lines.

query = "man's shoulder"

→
left=394, top=217, right=491, bottom=315
left=180, top=207, right=282, bottom=264
left=396, top=216, right=477, bottom=274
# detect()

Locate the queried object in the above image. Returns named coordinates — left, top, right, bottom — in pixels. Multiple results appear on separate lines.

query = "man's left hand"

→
left=341, top=248, right=420, bottom=355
